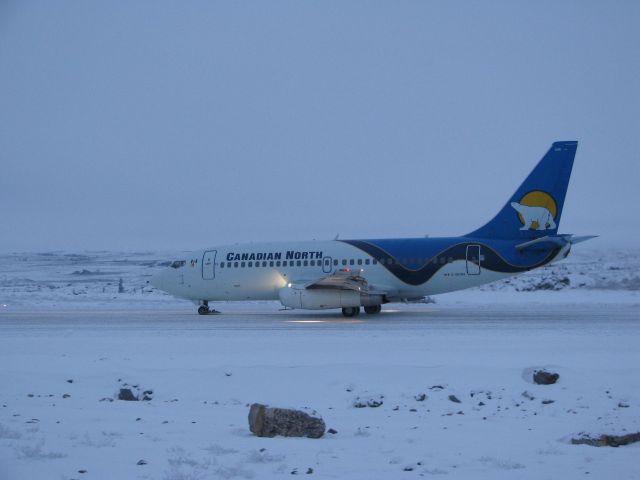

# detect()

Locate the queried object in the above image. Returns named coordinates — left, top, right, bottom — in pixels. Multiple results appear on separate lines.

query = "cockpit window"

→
left=170, top=260, right=186, bottom=269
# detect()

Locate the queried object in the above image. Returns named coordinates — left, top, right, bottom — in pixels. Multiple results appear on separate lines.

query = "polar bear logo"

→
left=510, top=202, right=557, bottom=231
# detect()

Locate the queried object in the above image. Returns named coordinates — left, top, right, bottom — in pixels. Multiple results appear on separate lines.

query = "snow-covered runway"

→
left=1, top=302, right=639, bottom=479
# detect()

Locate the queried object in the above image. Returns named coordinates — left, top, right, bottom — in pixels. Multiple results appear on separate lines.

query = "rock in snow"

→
left=118, top=388, right=138, bottom=401
left=248, top=403, right=325, bottom=438
left=533, top=370, right=560, bottom=385
left=571, top=432, right=640, bottom=447
left=353, top=395, right=384, bottom=408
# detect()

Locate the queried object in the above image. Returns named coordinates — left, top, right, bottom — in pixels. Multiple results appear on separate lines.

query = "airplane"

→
left=150, top=141, right=595, bottom=317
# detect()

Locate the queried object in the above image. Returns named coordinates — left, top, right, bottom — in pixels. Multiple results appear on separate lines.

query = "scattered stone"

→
left=414, top=393, right=427, bottom=402
left=118, top=388, right=138, bottom=401
left=409, top=409, right=417, bottom=412
left=248, top=403, right=325, bottom=438
left=522, top=391, right=535, bottom=401
left=62, top=394, right=71, bottom=399
left=618, top=402, right=630, bottom=408
left=67, top=379, right=74, bottom=384
left=571, top=432, right=640, bottom=447
left=141, top=390, right=153, bottom=401
left=478, top=402, right=485, bottom=406
left=353, top=396, right=384, bottom=408
left=533, top=370, right=559, bottom=385
left=429, top=385, right=444, bottom=390
left=327, top=428, right=338, bottom=434
left=27, top=394, right=34, bottom=398
left=448, top=395, right=461, bottom=404
left=136, top=417, right=141, bottom=421
left=137, top=459, right=147, bottom=465
left=78, top=470, right=87, bottom=474
left=542, top=399, right=555, bottom=405
left=403, top=466, right=414, bottom=471
left=392, top=406, right=399, bottom=411
left=225, top=372, right=232, bottom=377
left=306, top=468, right=313, bottom=474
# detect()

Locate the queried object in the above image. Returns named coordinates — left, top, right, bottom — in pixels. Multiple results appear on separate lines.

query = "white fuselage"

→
left=150, top=239, right=568, bottom=306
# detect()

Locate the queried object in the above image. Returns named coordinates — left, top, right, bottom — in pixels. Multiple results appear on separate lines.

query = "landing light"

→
left=287, top=283, right=292, bottom=288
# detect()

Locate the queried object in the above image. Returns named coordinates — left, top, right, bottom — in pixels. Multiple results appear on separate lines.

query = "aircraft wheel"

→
left=198, top=305, right=209, bottom=315
left=342, top=306, right=360, bottom=318
left=364, top=305, right=382, bottom=314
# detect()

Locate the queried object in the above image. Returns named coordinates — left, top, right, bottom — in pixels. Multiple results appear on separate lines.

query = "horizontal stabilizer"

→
left=515, top=234, right=597, bottom=250
left=570, top=235, right=598, bottom=244
left=515, top=235, right=567, bottom=250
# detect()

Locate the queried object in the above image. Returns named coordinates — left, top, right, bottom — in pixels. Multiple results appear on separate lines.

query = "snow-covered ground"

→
left=0, top=249, right=639, bottom=479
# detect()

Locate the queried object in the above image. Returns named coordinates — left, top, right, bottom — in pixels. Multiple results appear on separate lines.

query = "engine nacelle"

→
left=278, top=286, right=384, bottom=310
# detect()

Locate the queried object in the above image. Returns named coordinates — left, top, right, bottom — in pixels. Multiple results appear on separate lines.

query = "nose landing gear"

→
left=198, top=301, right=220, bottom=315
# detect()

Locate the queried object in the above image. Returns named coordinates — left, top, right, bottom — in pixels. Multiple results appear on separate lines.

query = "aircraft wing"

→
left=301, top=268, right=388, bottom=295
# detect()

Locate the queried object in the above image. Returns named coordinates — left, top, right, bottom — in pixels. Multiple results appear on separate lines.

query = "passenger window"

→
left=276, top=261, right=281, bottom=267
left=303, top=260, right=308, bottom=266
left=310, top=260, right=315, bottom=266
left=333, top=259, right=338, bottom=266
left=365, top=259, right=370, bottom=265
left=373, top=259, right=377, bottom=265
left=342, top=259, right=347, bottom=266
left=234, top=262, right=238, bottom=268
left=448, top=257, right=453, bottom=263
left=241, top=262, right=245, bottom=268
left=248, top=262, right=253, bottom=267
left=357, top=259, right=362, bottom=265
left=220, top=263, right=224, bottom=268
left=349, top=259, right=354, bottom=265
left=297, top=260, right=301, bottom=267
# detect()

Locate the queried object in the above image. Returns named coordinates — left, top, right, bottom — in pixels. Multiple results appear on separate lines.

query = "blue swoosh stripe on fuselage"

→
left=340, top=238, right=560, bottom=286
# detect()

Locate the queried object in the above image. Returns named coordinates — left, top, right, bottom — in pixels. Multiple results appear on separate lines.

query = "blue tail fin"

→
left=467, top=141, right=577, bottom=240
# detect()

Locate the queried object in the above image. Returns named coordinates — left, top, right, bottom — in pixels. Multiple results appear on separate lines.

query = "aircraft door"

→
left=466, top=245, right=481, bottom=275
left=322, top=256, right=332, bottom=274
left=202, top=250, right=217, bottom=280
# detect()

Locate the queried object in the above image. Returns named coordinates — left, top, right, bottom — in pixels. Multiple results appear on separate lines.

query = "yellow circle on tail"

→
left=516, top=191, right=557, bottom=225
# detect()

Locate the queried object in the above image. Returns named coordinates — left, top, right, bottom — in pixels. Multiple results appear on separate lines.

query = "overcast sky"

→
left=1, top=1, right=638, bottom=252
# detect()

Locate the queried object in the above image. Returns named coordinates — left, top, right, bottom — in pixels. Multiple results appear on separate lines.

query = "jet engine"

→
left=278, top=286, right=384, bottom=310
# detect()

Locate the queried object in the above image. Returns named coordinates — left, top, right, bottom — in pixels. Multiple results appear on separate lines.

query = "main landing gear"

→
left=341, top=307, right=360, bottom=317
left=198, top=301, right=220, bottom=315
left=364, top=305, right=382, bottom=315
left=341, top=305, right=382, bottom=317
